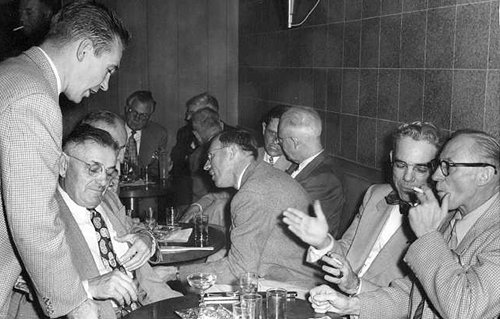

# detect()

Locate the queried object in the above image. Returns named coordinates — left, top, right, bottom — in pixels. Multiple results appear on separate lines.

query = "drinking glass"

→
left=266, top=289, right=287, bottom=319
left=186, top=272, right=217, bottom=309
left=241, top=293, right=262, bottom=319
left=233, top=303, right=248, bottom=319
left=239, top=272, right=258, bottom=295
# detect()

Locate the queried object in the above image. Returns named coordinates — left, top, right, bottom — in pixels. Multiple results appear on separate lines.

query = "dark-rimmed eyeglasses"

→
left=438, top=159, right=498, bottom=177
left=391, top=159, right=436, bottom=175
left=66, top=153, right=117, bottom=179
left=127, top=108, right=152, bottom=120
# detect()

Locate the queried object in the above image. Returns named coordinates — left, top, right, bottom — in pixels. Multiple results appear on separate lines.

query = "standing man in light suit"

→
left=0, top=1, right=130, bottom=318
left=308, top=130, right=500, bottom=319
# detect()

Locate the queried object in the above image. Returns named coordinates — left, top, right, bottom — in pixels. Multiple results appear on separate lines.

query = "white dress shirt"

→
left=291, top=149, right=324, bottom=178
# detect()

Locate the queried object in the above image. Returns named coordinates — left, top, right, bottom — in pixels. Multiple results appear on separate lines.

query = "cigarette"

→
left=413, top=187, right=424, bottom=194
left=12, top=26, right=24, bottom=32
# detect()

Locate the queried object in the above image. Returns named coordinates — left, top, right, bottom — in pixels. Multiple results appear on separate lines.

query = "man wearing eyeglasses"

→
left=123, top=90, right=169, bottom=178
left=46, top=124, right=178, bottom=317
left=308, top=129, right=500, bottom=319
left=283, top=121, right=442, bottom=296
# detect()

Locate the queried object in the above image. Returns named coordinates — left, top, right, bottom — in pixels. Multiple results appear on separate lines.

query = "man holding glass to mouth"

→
left=283, top=121, right=442, bottom=294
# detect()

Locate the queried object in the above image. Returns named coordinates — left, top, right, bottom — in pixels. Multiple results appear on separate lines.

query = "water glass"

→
left=194, top=213, right=209, bottom=246
left=241, top=293, right=262, bottom=319
left=239, top=272, right=258, bottom=295
left=266, top=289, right=286, bottom=319
left=233, top=303, right=248, bottom=319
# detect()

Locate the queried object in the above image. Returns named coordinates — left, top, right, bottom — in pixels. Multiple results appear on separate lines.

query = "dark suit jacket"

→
left=179, top=161, right=321, bottom=288
left=135, top=121, right=169, bottom=176
left=57, top=190, right=181, bottom=319
left=0, top=47, right=87, bottom=317
left=294, top=152, right=345, bottom=238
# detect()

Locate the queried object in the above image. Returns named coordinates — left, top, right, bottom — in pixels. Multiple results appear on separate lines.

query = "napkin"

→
left=166, top=228, right=192, bottom=242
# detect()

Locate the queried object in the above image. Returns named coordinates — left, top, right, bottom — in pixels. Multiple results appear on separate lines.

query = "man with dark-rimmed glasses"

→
left=308, top=129, right=500, bottom=319
left=283, top=121, right=442, bottom=296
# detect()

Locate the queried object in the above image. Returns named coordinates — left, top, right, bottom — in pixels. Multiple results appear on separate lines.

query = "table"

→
left=123, top=294, right=342, bottom=319
left=119, top=180, right=174, bottom=220
left=157, top=224, right=227, bottom=265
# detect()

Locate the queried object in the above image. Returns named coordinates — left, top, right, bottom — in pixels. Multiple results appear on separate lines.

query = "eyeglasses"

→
left=207, top=147, right=228, bottom=162
left=438, top=159, right=498, bottom=177
left=127, top=108, right=151, bottom=120
left=66, top=153, right=117, bottom=179
left=391, top=159, right=436, bottom=175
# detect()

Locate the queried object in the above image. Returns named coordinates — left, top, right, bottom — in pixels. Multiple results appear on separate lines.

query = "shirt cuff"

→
left=82, top=280, right=93, bottom=299
left=306, top=234, right=335, bottom=263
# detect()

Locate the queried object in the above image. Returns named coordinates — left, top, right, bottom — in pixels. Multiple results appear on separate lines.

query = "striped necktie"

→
left=125, top=130, right=138, bottom=166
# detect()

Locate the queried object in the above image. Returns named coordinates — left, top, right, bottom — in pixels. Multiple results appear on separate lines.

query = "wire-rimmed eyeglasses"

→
left=206, top=146, right=228, bottom=162
left=127, top=108, right=152, bottom=120
left=438, top=159, right=498, bottom=177
left=65, top=153, right=117, bottom=179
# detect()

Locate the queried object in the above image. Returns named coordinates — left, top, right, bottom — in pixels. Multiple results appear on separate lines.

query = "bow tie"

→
left=385, top=190, right=413, bottom=216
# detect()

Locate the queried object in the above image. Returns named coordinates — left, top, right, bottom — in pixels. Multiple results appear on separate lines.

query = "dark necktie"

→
left=385, top=191, right=412, bottom=216
left=125, top=130, right=138, bottom=166
left=89, top=209, right=140, bottom=312
left=285, top=163, right=299, bottom=175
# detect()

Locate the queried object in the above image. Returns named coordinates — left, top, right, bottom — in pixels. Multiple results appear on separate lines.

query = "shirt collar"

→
left=126, top=125, right=142, bottom=137
left=263, top=151, right=279, bottom=164
left=57, top=185, right=103, bottom=221
left=236, top=163, right=251, bottom=190
left=294, top=149, right=324, bottom=176
left=456, top=192, right=499, bottom=243
left=37, top=47, right=61, bottom=95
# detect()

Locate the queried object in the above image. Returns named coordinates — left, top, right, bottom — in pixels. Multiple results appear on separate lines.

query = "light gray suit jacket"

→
left=57, top=190, right=181, bottom=319
left=179, top=161, right=322, bottom=288
left=359, top=193, right=500, bottom=319
left=333, top=184, right=414, bottom=292
left=0, top=48, right=87, bottom=317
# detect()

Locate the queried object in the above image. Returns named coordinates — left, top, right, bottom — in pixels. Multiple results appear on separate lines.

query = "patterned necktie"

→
left=268, top=156, right=274, bottom=165
left=89, top=209, right=140, bottom=312
left=125, top=130, right=138, bottom=166
left=285, top=163, right=299, bottom=175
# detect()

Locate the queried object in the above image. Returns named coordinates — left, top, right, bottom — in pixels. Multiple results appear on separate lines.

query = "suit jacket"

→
left=333, top=184, right=414, bottom=292
left=359, top=193, right=500, bottom=319
left=179, top=161, right=322, bottom=288
left=294, top=152, right=345, bottom=238
left=0, top=48, right=87, bottom=317
left=257, top=147, right=292, bottom=172
left=57, top=190, right=181, bottom=319
left=135, top=121, right=169, bottom=175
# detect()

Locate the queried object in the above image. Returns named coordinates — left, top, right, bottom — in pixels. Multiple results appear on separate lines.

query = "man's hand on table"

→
left=282, top=200, right=331, bottom=249
left=117, top=232, right=153, bottom=271
left=309, top=284, right=360, bottom=316
left=67, top=299, right=101, bottom=319
left=88, top=270, right=139, bottom=307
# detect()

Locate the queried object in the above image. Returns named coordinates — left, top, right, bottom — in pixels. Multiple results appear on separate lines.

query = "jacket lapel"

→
left=294, top=152, right=325, bottom=183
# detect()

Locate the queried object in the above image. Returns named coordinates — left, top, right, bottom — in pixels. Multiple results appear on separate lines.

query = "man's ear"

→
left=389, top=150, right=394, bottom=163
left=476, top=166, right=496, bottom=186
left=59, top=153, right=69, bottom=178
left=262, top=122, right=267, bottom=136
left=76, top=38, right=94, bottom=62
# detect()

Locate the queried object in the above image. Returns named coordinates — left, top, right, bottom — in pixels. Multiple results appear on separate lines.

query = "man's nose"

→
left=100, top=72, right=111, bottom=91
left=402, top=167, right=415, bottom=182
left=203, top=160, right=211, bottom=171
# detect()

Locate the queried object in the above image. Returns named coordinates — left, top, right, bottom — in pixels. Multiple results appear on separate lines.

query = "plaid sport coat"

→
left=0, top=47, right=87, bottom=318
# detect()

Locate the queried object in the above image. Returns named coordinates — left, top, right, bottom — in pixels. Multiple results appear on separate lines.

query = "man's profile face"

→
left=66, top=39, right=123, bottom=103
left=278, top=124, right=299, bottom=162
left=392, top=136, right=438, bottom=202
left=125, top=100, right=154, bottom=131
left=262, top=118, right=283, bottom=157
left=62, top=141, right=117, bottom=208
left=204, top=138, right=232, bottom=188
left=19, top=0, right=52, bottom=36
left=432, top=135, right=482, bottom=212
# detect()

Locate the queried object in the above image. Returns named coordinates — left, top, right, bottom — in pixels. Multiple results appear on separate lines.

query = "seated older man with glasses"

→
left=10, top=124, right=181, bottom=318
left=283, top=121, right=442, bottom=295
left=308, top=129, right=500, bottom=319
